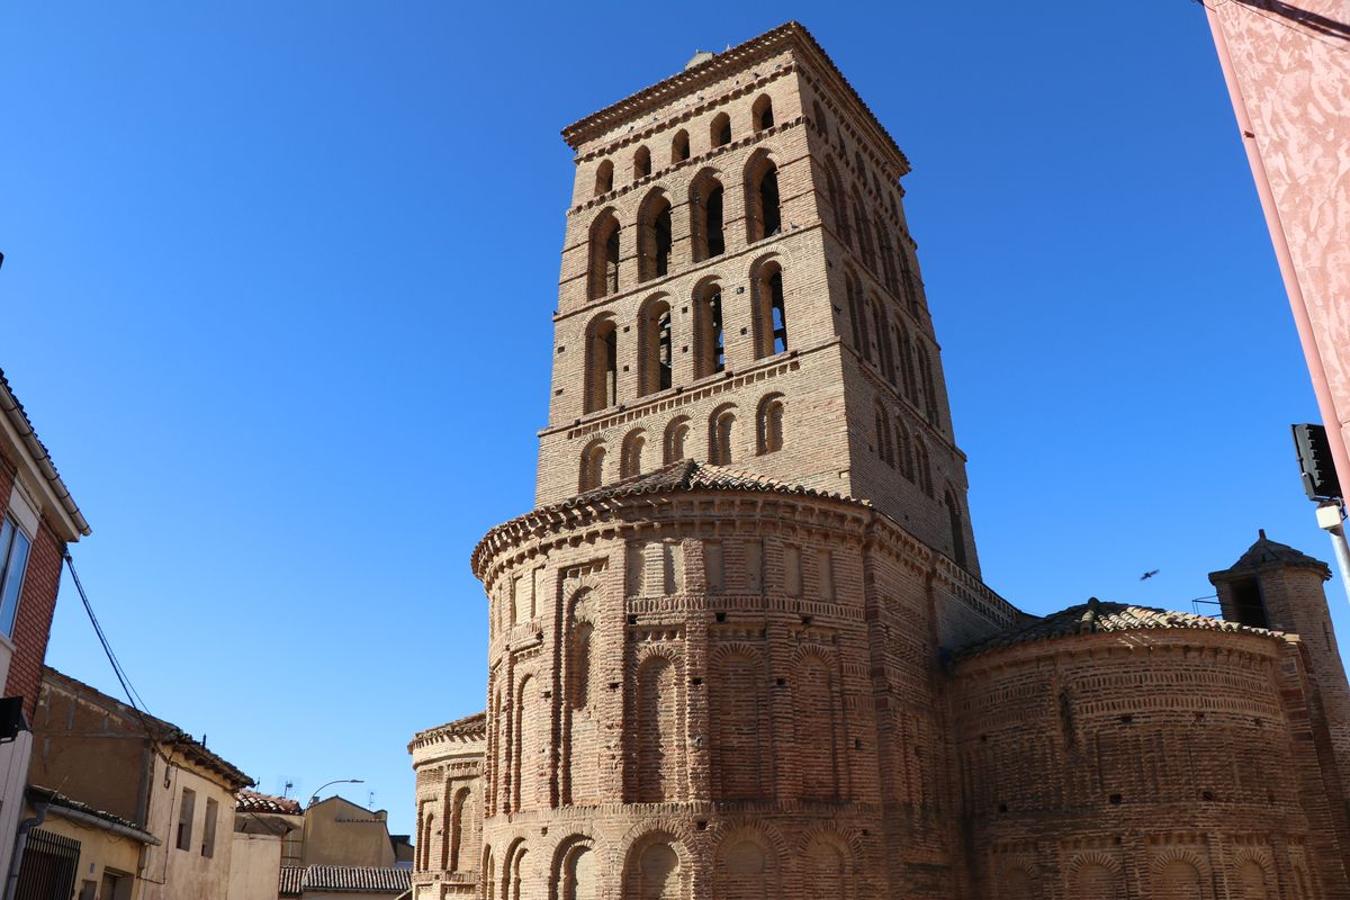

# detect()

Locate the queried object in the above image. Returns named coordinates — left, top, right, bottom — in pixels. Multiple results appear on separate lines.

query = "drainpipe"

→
left=4, top=800, right=48, bottom=900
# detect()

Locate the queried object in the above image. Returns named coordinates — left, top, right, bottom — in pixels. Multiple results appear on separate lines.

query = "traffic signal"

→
left=1292, top=423, right=1343, bottom=501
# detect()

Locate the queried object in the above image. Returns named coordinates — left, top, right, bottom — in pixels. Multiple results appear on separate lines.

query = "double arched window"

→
left=825, top=160, right=851, bottom=246
left=745, top=153, right=781, bottom=243
left=895, top=419, right=914, bottom=480
left=637, top=191, right=673, bottom=282
left=587, top=211, right=621, bottom=300
left=874, top=404, right=894, bottom=467
left=914, top=438, right=934, bottom=497
left=664, top=416, right=691, bottom=463
left=846, top=272, right=868, bottom=361
left=944, top=487, right=968, bottom=569
left=583, top=315, right=617, bottom=413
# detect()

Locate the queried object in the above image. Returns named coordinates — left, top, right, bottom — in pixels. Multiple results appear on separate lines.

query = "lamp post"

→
left=308, top=779, right=363, bottom=808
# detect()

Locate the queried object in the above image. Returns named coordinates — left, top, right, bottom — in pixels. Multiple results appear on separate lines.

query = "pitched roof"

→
left=410, top=710, right=486, bottom=748
left=28, top=785, right=158, bottom=844
left=472, top=460, right=856, bottom=576
left=958, top=597, right=1278, bottom=659
left=41, top=666, right=254, bottom=790
left=560, top=22, right=910, bottom=173
left=0, top=367, right=89, bottom=538
left=236, top=788, right=302, bottom=815
left=1211, top=529, right=1331, bottom=579
left=280, top=866, right=411, bottom=896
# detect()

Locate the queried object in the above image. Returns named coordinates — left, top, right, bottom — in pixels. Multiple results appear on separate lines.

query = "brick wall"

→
left=5, top=521, right=63, bottom=721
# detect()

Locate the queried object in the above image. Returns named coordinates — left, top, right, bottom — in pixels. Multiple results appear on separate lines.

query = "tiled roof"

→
left=236, top=788, right=302, bottom=815
left=958, top=597, right=1278, bottom=659
left=411, top=711, right=486, bottom=745
left=279, top=866, right=304, bottom=897
left=27, top=785, right=158, bottom=844
left=0, top=367, right=89, bottom=537
left=280, top=866, right=411, bottom=896
left=1212, top=529, right=1330, bottom=578
left=472, top=460, right=856, bottom=576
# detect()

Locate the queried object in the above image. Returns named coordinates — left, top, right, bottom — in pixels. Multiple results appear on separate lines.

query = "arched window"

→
left=484, top=847, right=496, bottom=900
left=634, top=145, right=651, bottom=179
left=752, top=94, right=774, bottom=132
left=624, top=837, right=681, bottom=900
left=825, top=160, right=851, bottom=246
left=796, top=656, right=841, bottom=800
left=874, top=405, right=894, bottom=467
left=637, top=191, right=673, bottom=282
left=583, top=315, right=617, bottom=412
left=709, top=405, right=736, bottom=465
left=914, top=438, right=933, bottom=497
left=895, top=320, right=917, bottom=400
left=448, top=787, right=471, bottom=871
left=690, top=172, right=725, bottom=261
left=812, top=100, right=829, bottom=139
left=664, top=417, right=690, bottom=463
left=745, top=154, right=781, bottom=243
left=852, top=191, right=877, bottom=272
left=671, top=129, right=690, bottom=164
left=803, top=837, right=846, bottom=899
left=714, top=834, right=775, bottom=897
left=638, top=296, right=672, bottom=396
left=579, top=441, right=606, bottom=492
left=621, top=430, right=646, bottom=479
left=898, top=246, right=920, bottom=314
left=634, top=658, right=679, bottom=802
left=757, top=394, right=784, bottom=455
left=588, top=211, right=621, bottom=300
left=895, top=420, right=914, bottom=481
left=594, top=161, right=613, bottom=196
left=918, top=345, right=940, bottom=425
left=750, top=260, right=787, bottom=358
left=877, top=218, right=900, bottom=294
left=870, top=299, right=893, bottom=382
left=944, top=488, right=967, bottom=569
left=693, top=282, right=725, bottom=377
left=555, top=840, right=597, bottom=900
left=710, top=112, right=731, bottom=148
left=846, top=272, right=869, bottom=361
left=567, top=591, right=593, bottom=711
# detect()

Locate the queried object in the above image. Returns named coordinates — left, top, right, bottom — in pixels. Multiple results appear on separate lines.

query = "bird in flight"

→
left=1140, top=569, right=1160, bottom=581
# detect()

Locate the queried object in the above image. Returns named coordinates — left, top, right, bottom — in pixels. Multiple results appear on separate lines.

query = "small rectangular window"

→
left=0, top=517, right=31, bottom=638
left=201, top=797, right=218, bottom=857
left=176, top=788, right=196, bottom=851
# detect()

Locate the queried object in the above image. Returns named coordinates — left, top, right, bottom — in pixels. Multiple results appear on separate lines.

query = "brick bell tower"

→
left=468, top=23, right=1022, bottom=900
left=537, top=22, right=978, bottom=576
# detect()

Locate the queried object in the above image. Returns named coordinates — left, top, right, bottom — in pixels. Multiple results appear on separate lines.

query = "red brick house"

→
left=0, top=367, right=89, bottom=882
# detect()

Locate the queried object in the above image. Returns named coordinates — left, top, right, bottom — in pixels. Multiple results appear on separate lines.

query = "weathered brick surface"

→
left=409, top=22, right=1350, bottom=900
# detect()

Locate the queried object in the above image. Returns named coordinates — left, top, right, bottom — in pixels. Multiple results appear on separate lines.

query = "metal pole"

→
left=1316, top=502, right=1350, bottom=609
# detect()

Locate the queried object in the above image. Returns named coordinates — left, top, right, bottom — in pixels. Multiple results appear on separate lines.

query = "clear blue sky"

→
left=0, top=2, right=1330, bottom=837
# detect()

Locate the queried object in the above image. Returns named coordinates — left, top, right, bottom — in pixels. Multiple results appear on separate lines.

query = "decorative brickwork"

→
left=409, top=21, right=1350, bottom=899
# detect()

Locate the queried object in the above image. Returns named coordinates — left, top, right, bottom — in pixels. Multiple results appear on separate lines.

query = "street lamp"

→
left=308, top=778, right=363, bottom=808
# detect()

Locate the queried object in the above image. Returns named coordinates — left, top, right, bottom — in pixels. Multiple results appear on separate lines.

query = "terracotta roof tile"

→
left=280, top=865, right=411, bottom=895
left=0, top=367, right=89, bottom=536
left=236, top=788, right=302, bottom=815
left=1212, top=529, right=1330, bottom=578
left=958, top=597, right=1278, bottom=659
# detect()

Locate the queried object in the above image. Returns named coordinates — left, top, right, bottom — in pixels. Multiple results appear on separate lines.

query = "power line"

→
left=1195, top=0, right=1350, bottom=54
left=64, top=551, right=175, bottom=767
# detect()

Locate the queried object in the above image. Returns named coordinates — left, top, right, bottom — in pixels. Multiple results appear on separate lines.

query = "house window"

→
left=176, top=788, right=196, bottom=851
left=0, top=516, right=31, bottom=638
left=201, top=797, right=219, bottom=858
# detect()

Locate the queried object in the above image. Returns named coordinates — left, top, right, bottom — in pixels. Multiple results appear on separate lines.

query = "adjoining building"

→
left=23, top=666, right=254, bottom=900
left=0, top=368, right=90, bottom=885
left=408, top=21, right=1350, bottom=899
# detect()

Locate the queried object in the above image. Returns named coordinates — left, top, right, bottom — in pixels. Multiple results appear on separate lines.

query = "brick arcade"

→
left=409, top=22, right=1350, bottom=899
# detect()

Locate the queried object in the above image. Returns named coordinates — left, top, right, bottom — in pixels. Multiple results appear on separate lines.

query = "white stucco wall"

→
left=227, top=832, right=281, bottom=900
